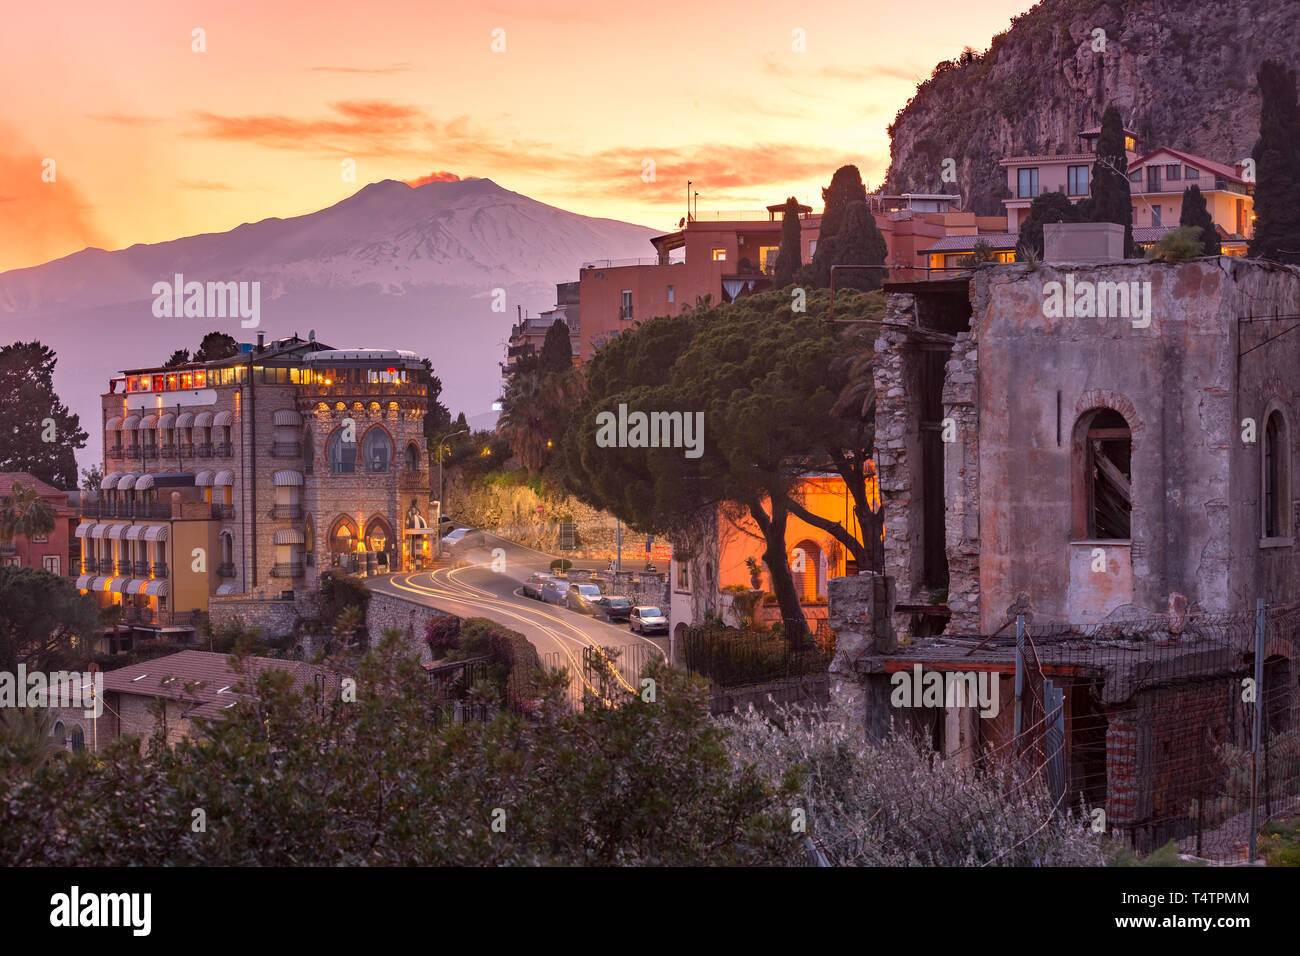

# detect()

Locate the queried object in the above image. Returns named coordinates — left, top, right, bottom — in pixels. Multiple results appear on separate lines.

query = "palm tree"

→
left=0, top=707, right=63, bottom=776
left=0, top=481, right=57, bottom=545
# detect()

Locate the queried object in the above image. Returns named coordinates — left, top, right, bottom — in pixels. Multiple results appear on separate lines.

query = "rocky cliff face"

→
left=884, top=0, right=1300, bottom=216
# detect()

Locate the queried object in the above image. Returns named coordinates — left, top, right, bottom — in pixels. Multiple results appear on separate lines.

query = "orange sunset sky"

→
left=2, top=0, right=1034, bottom=274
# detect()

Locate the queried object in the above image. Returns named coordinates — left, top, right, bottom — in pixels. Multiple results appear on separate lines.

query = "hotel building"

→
left=76, top=334, right=432, bottom=643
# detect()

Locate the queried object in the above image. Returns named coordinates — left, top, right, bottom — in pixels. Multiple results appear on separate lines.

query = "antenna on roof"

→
left=309, top=329, right=315, bottom=342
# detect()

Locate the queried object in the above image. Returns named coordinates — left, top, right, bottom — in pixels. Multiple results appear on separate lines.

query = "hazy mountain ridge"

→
left=883, top=0, right=1300, bottom=215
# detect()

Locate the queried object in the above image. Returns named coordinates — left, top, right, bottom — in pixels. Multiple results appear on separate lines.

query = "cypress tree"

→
left=1088, top=105, right=1136, bottom=258
left=773, top=197, right=803, bottom=287
left=831, top=201, right=888, bottom=291
left=1178, top=184, right=1221, bottom=256
left=807, top=165, right=868, bottom=287
left=1248, top=60, right=1300, bottom=264
left=538, top=319, right=573, bottom=376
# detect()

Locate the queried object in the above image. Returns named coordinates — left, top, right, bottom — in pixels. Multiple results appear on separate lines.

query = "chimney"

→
left=1043, top=222, right=1125, bottom=263
left=256, top=331, right=265, bottom=351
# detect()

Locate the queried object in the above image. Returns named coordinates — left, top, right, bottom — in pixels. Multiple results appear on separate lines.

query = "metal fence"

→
left=538, top=642, right=665, bottom=711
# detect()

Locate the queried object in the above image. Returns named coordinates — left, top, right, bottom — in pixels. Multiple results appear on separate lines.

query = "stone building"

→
left=829, top=226, right=1300, bottom=853
left=77, top=335, right=432, bottom=645
left=874, top=226, right=1300, bottom=638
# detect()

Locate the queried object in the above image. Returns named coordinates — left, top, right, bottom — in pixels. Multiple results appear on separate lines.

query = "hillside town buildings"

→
left=0, top=472, right=79, bottom=577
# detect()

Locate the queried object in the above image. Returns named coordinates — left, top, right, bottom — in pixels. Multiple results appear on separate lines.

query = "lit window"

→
left=1124, top=136, right=1136, bottom=151
left=711, top=248, right=727, bottom=261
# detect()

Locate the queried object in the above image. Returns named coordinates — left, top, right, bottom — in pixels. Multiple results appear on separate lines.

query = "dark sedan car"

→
left=593, top=595, right=633, bottom=622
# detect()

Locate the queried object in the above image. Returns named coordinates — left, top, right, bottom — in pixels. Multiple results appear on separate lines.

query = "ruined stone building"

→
left=829, top=226, right=1300, bottom=855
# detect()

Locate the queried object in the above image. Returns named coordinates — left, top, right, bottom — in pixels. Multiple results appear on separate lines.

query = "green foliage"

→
left=1146, top=225, right=1205, bottom=262
left=1248, top=60, right=1300, bottom=264
left=0, top=341, right=88, bottom=489
left=804, top=166, right=873, bottom=288
left=1261, top=817, right=1300, bottom=866
left=0, top=640, right=797, bottom=865
left=163, top=347, right=191, bottom=367
left=424, top=615, right=462, bottom=657
left=314, top=573, right=370, bottom=648
left=773, top=196, right=803, bottom=287
left=80, top=464, right=103, bottom=495
left=192, top=332, right=239, bottom=363
left=1088, top=105, right=1137, bottom=258
left=0, top=566, right=99, bottom=673
left=1178, top=184, right=1221, bottom=255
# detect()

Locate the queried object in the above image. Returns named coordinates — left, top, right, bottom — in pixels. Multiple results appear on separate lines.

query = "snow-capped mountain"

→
left=0, top=178, right=658, bottom=469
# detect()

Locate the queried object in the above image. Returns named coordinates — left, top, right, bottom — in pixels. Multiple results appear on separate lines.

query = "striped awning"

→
left=75, top=574, right=94, bottom=589
left=195, top=470, right=215, bottom=487
left=214, top=469, right=235, bottom=486
left=134, top=474, right=156, bottom=490
left=143, top=579, right=169, bottom=597
left=121, top=415, right=140, bottom=430
left=158, top=413, right=175, bottom=430
left=106, top=524, right=132, bottom=540
left=118, top=474, right=139, bottom=490
left=175, top=412, right=195, bottom=428
left=89, top=576, right=109, bottom=590
left=273, top=470, right=303, bottom=486
left=107, top=577, right=135, bottom=593
left=139, top=414, right=158, bottom=429
left=90, top=524, right=117, bottom=539
left=101, top=473, right=123, bottom=489
left=216, top=583, right=237, bottom=595
left=274, top=528, right=305, bottom=544
left=143, top=525, right=169, bottom=542
left=212, top=410, right=233, bottom=426
left=74, top=523, right=97, bottom=538
left=194, top=411, right=214, bottom=428
left=125, top=525, right=149, bottom=541
left=273, top=410, right=302, bottom=426
left=105, top=415, right=123, bottom=431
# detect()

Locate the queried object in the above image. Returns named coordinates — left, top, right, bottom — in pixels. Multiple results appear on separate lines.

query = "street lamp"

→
left=435, top=428, right=468, bottom=556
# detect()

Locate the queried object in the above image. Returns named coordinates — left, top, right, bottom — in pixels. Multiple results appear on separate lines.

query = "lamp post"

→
left=435, top=428, right=468, bottom=556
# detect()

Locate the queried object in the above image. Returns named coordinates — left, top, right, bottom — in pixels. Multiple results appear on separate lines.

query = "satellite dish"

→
left=308, top=329, right=316, bottom=342
left=678, top=217, right=685, bottom=227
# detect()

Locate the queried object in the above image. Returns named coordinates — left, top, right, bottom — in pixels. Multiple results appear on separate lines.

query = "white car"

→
left=442, top=527, right=484, bottom=551
left=630, top=606, right=668, bottom=635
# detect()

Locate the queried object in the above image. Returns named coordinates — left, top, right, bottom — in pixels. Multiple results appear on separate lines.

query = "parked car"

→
left=629, top=606, right=668, bottom=635
left=565, top=583, right=603, bottom=614
left=522, top=572, right=554, bottom=600
left=442, top=527, right=485, bottom=551
left=593, top=595, right=633, bottom=622
left=540, top=577, right=568, bottom=604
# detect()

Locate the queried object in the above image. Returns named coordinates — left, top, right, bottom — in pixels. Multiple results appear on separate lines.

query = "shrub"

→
left=424, top=616, right=462, bottom=658
left=682, top=625, right=831, bottom=687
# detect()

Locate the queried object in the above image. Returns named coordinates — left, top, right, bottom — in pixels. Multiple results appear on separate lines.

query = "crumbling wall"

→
left=943, top=329, right=980, bottom=634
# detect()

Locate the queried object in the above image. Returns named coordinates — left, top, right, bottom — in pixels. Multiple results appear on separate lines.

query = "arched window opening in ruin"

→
left=1264, top=411, right=1289, bottom=539
left=1080, top=408, right=1132, bottom=539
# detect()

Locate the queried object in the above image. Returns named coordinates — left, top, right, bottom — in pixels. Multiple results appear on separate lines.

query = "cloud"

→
left=87, top=112, right=164, bottom=126
left=190, top=100, right=427, bottom=153
left=0, top=130, right=109, bottom=272
left=307, top=63, right=412, bottom=74
left=404, top=171, right=463, bottom=186
left=761, top=55, right=923, bottom=85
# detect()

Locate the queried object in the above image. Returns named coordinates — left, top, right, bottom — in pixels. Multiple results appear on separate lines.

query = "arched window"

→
left=304, top=515, right=315, bottom=555
left=363, top=428, right=392, bottom=473
left=53, top=721, right=66, bottom=749
left=69, top=726, right=85, bottom=752
left=327, top=428, right=357, bottom=474
left=1264, top=411, right=1289, bottom=539
left=220, top=531, right=234, bottom=568
left=303, top=430, right=315, bottom=475
left=405, top=443, right=419, bottom=472
left=365, top=516, right=393, bottom=553
left=330, top=516, right=358, bottom=555
left=1077, top=409, right=1132, bottom=539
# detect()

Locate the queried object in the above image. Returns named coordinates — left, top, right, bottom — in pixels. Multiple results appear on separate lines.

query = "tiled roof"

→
left=918, top=233, right=1019, bottom=254
left=101, top=650, right=342, bottom=722
left=1131, top=147, right=1245, bottom=183
left=0, top=471, right=76, bottom=512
